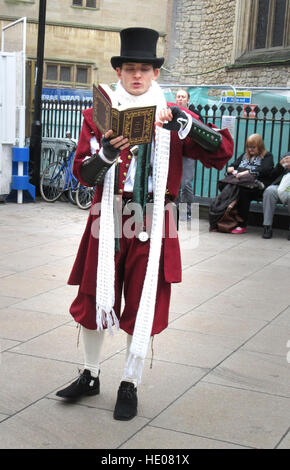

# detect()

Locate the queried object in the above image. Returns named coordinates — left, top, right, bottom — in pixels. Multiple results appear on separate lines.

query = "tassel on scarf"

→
left=96, top=306, right=119, bottom=335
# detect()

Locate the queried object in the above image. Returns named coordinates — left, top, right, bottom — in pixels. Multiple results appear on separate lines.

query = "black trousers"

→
left=237, top=187, right=262, bottom=227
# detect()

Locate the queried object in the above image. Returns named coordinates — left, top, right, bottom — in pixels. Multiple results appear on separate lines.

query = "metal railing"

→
left=40, top=90, right=290, bottom=200
left=42, top=99, right=93, bottom=140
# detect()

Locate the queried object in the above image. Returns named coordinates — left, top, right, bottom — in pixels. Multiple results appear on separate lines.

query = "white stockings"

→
left=81, top=326, right=105, bottom=378
left=81, top=327, right=137, bottom=386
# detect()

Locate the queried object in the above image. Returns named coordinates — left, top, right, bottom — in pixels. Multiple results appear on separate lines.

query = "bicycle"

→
left=75, top=182, right=96, bottom=210
left=40, top=140, right=95, bottom=210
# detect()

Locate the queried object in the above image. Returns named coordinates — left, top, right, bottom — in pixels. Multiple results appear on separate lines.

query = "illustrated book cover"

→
left=93, top=84, right=156, bottom=145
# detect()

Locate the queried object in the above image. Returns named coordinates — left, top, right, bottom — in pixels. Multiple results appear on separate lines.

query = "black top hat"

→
left=111, top=27, right=164, bottom=69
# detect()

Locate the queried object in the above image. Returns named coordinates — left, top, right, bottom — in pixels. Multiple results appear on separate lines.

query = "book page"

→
left=99, top=84, right=119, bottom=108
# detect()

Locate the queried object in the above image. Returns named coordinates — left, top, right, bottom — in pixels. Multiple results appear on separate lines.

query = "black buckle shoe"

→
left=113, top=381, right=137, bottom=421
left=262, top=225, right=272, bottom=239
left=56, top=369, right=100, bottom=399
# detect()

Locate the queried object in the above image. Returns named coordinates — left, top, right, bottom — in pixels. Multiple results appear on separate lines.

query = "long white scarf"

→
left=96, top=80, right=171, bottom=384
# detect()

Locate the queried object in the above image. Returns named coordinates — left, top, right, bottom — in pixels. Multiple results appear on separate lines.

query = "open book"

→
left=93, top=84, right=156, bottom=145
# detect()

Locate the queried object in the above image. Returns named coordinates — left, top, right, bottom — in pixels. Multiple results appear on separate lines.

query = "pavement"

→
left=0, top=198, right=289, bottom=450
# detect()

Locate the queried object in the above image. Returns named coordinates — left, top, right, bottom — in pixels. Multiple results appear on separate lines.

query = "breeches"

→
left=70, top=234, right=171, bottom=336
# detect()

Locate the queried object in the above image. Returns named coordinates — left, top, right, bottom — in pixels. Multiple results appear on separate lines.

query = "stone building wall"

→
left=0, top=0, right=168, bottom=84
left=161, top=0, right=290, bottom=88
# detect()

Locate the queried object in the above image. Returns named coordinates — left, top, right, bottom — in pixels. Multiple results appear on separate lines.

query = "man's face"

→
left=116, top=62, right=159, bottom=96
left=176, top=90, right=189, bottom=108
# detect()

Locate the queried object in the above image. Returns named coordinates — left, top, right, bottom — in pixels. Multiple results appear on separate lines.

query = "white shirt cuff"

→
left=99, top=147, right=117, bottom=164
left=178, top=113, right=192, bottom=140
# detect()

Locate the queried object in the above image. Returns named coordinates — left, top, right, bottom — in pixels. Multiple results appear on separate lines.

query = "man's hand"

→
left=280, top=155, right=290, bottom=169
left=102, top=130, right=130, bottom=161
left=156, top=106, right=188, bottom=132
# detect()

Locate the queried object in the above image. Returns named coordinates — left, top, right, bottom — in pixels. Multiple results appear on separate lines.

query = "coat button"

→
left=118, top=189, right=123, bottom=194
left=122, top=180, right=126, bottom=184
left=125, top=163, right=130, bottom=168
left=128, top=155, right=132, bottom=160
left=123, top=172, right=127, bottom=177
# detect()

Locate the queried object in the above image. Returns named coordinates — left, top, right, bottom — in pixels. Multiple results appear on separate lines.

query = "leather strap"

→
left=80, top=153, right=114, bottom=187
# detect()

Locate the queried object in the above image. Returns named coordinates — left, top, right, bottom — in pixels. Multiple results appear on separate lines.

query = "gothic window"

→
left=251, top=0, right=289, bottom=50
left=234, top=0, right=289, bottom=65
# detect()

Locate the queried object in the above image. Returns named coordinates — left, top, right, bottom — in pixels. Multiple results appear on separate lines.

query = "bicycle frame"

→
left=61, top=151, right=78, bottom=192
left=66, top=151, right=79, bottom=191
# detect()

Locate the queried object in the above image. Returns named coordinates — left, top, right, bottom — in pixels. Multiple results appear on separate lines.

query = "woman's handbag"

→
left=217, top=199, right=244, bottom=233
left=277, top=172, right=290, bottom=204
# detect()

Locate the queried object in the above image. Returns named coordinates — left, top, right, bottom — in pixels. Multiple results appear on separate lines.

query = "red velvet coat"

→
left=68, top=105, right=234, bottom=295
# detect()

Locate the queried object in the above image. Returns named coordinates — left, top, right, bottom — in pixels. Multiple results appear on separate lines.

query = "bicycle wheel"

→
left=40, top=162, right=66, bottom=202
left=68, top=188, right=77, bottom=205
left=75, top=183, right=95, bottom=210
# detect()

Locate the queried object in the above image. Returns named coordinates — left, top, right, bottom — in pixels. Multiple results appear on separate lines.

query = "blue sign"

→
left=221, top=96, right=251, bottom=104
left=42, top=87, right=93, bottom=101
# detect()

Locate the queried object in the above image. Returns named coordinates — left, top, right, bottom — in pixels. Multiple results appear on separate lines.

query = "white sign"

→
left=221, top=116, right=236, bottom=139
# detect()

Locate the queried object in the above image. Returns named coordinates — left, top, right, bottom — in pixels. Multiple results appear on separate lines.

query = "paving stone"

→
left=203, top=349, right=290, bottom=398
left=23, top=260, right=74, bottom=282
left=121, top=426, right=250, bottom=449
left=0, top=398, right=148, bottom=449
left=193, top=245, right=283, bottom=278
left=0, top=307, right=69, bottom=342
left=0, top=248, right=62, bottom=271
left=170, top=309, right=266, bottom=341
left=0, top=274, right=65, bottom=299
left=0, top=352, right=82, bottom=415
left=196, top=292, right=289, bottom=322
left=0, top=295, right=22, bottom=309
left=242, top=323, right=290, bottom=357
left=0, top=338, right=20, bottom=353
left=151, top=328, right=238, bottom=369
left=272, top=306, right=290, bottom=327
left=277, top=430, right=290, bottom=449
left=10, top=285, right=79, bottom=316
left=170, top=267, right=240, bottom=314
left=151, top=382, right=290, bottom=449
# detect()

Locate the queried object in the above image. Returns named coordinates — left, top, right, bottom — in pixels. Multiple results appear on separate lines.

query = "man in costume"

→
left=56, top=28, right=233, bottom=420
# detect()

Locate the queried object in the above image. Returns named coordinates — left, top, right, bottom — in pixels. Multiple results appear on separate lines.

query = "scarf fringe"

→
left=96, top=305, right=119, bottom=335
left=123, top=353, right=145, bottom=385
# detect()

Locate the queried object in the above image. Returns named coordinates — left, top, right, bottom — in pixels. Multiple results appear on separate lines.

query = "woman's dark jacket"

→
left=232, top=152, right=274, bottom=186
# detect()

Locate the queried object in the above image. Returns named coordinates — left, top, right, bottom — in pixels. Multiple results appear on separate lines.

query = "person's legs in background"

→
left=262, top=185, right=279, bottom=238
left=179, top=157, right=195, bottom=220
left=232, top=187, right=261, bottom=234
left=262, top=185, right=290, bottom=240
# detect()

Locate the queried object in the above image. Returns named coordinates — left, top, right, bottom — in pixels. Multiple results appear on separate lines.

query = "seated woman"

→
left=227, top=134, right=274, bottom=234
